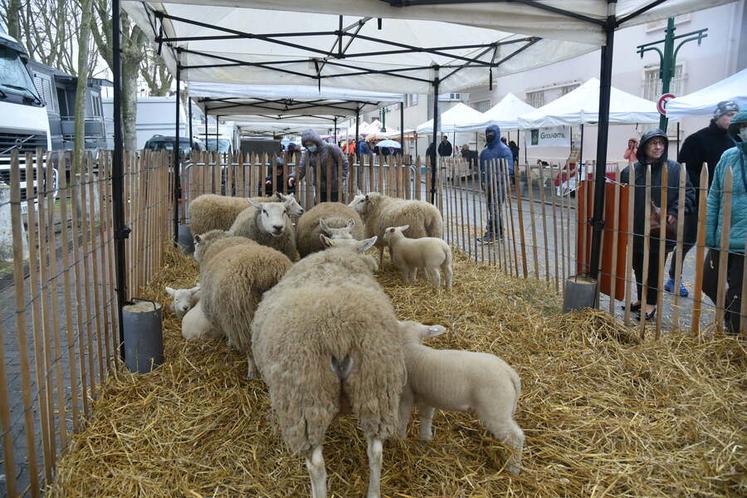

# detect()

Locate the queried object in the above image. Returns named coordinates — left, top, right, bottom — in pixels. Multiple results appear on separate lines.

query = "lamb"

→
left=295, top=202, right=365, bottom=257
left=229, top=199, right=299, bottom=261
left=349, top=192, right=443, bottom=266
left=200, top=243, right=292, bottom=377
left=165, top=285, right=201, bottom=319
left=251, top=237, right=405, bottom=498
left=397, top=320, right=524, bottom=475
left=189, top=192, right=303, bottom=237
left=383, top=225, right=453, bottom=289
left=193, top=230, right=256, bottom=266
left=180, top=301, right=222, bottom=341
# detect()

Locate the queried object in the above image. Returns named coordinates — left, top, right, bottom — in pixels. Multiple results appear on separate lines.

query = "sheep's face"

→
left=166, top=285, right=201, bottom=319
left=319, top=218, right=356, bottom=240
left=193, top=230, right=229, bottom=263
left=398, top=320, right=446, bottom=344
left=253, top=201, right=290, bottom=237
left=348, top=193, right=370, bottom=215
left=382, top=225, right=410, bottom=243
left=319, top=234, right=377, bottom=253
left=275, top=192, right=304, bottom=218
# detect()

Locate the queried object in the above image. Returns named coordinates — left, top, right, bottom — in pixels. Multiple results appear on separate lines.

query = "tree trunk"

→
left=5, top=0, right=22, bottom=40
left=122, top=57, right=139, bottom=151
left=73, top=0, right=94, bottom=173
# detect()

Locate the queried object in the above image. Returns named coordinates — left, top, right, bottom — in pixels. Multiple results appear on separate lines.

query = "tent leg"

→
left=355, top=109, right=360, bottom=165
left=400, top=101, right=404, bottom=159
left=431, top=72, right=440, bottom=204
left=588, top=4, right=616, bottom=281
left=579, top=124, right=584, bottom=171
left=173, top=56, right=181, bottom=244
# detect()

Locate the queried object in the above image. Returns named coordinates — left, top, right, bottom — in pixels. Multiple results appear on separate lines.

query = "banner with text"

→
left=528, top=126, right=570, bottom=148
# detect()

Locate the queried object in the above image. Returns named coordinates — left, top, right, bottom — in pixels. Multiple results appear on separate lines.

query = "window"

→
left=438, top=93, right=461, bottom=101
left=33, top=74, right=57, bottom=112
left=473, top=100, right=491, bottom=113
left=526, top=90, right=544, bottom=108
left=407, top=94, right=419, bottom=107
left=560, top=83, right=580, bottom=95
left=90, top=94, right=102, bottom=117
left=643, top=64, right=684, bottom=101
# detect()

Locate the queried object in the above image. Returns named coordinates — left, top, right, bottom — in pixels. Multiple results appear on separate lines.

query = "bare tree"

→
left=1, top=0, right=22, bottom=39
left=140, top=45, right=173, bottom=97
left=73, top=0, right=93, bottom=173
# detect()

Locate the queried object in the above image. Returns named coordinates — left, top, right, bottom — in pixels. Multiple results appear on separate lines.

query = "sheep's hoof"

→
left=506, top=463, right=521, bottom=476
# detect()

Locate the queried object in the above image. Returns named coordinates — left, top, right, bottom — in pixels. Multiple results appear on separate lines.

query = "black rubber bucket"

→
left=177, top=223, right=194, bottom=254
left=123, top=300, right=164, bottom=373
left=563, top=275, right=599, bottom=312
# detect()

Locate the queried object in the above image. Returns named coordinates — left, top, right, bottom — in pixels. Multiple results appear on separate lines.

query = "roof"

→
left=666, top=68, right=747, bottom=119
left=455, top=93, right=536, bottom=132
left=416, top=102, right=485, bottom=134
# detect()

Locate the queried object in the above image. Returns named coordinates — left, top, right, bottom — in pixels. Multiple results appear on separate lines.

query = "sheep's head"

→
left=193, top=230, right=230, bottom=263
left=165, top=285, right=201, bottom=319
left=382, top=225, right=410, bottom=243
left=249, top=200, right=290, bottom=238
left=398, top=320, right=446, bottom=344
left=320, top=235, right=378, bottom=271
left=348, top=191, right=378, bottom=216
left=319, top=217, right=356, bottom=240
left=275, top=191, right=304, bottom=218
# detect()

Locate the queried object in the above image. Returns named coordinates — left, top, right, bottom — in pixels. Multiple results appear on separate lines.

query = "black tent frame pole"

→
left=588, top=2, right=616, bottom=281
left=334, top=117, right=338, bottom=143
left=400, top=101, right=404, bottom=159
left=216, top=115, right=220, bottom=150
left=111, top=0, right=127, bottom=360
left=188, top=91, right=193, bottom=144
left=173, top=58, right=182, bottom=244
left=204, top=111, right=208, bottom=145
left=430, top=71, right=439, bottom=204
left=355, top=108, right=360, bottom=164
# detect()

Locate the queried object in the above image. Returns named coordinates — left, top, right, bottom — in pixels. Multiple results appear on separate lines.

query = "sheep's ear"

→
left=274, top=191, right=284, bottom=201
left=346, top=218, right=355, bottom=229
left=399, top=224, right=410, bottom=232
left=193, top=234, right=202, bottom=244
left=247, top=198, right=261, bottom=208
left=320, top=234, right=335, bottom=248
left=356, top=236, right=377, bottom=253
left=165, top=287, right=175, bottom=297
left=356, top=188, right=363, bottom=196
left=423, top=324, right=446, bottom=337
left=189, top=285, right=201, bottom=296
left=319, top=218, right=331, bottom=234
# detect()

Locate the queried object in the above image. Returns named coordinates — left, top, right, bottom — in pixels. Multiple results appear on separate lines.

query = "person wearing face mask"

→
left=664, top=100, right=740, bottom=297
left=288, top=129, right=349, bottom=203
left=476, top=124, right=514, bottom=244
left=620, top=129, right=696, bottom=321
left=702, top=110, right=747, bottom=335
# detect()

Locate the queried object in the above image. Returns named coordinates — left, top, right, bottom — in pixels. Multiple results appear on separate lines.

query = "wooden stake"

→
left=526, top=160, right=539, bottom=278
left=624, top=165, right=636, bottom=326
left=714, top=167, right=734, bottom=336
left=671, top=163, right=687, bottom=331
left=514, top=165, right=528, bottom=278
left=655, top=164, right=668, bottom=339
left=640, top=165, right=652, bottom=340
left=609, top=165, right=621, bottom=315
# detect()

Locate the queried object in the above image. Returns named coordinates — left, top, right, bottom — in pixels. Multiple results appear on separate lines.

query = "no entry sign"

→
left=657, top=93, right=675, bottom=116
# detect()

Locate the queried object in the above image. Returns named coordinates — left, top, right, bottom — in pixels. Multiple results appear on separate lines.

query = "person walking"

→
left=438, top=135, right=453, bottom=158
left=665, top=100, right=739, bottom=297
left=289, top=129, right=349, bottom=203
left=620, top=129, right=696, bottom=321
left=623, top=137, right=638, bottom=165
left=702, top=110, right=747, bottom=335
left=476, top=124, right=513, bottom=244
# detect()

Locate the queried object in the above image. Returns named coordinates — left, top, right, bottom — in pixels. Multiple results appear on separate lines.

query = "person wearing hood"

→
left=620, top=129, right=696, bottom=321
left=438, top=134, right=453, bottom=157
left=289, top=129, right=349, bottom=203
left=702, top=110, right=747, bottom=335
left=476, top=124, right=514, bottom=244
left=665, top=100, right=740, bottom=297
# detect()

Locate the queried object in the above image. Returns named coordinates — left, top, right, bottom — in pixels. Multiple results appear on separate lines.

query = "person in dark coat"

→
left=665, top=100, right=740, bottom=297
left=620, top=128, right=696, bottom=321
left=438, top=135, right=453, bottom=157
left=289, top=129, right=349, bottom=203
left=476, top=124, right=514, bottom=243
left=426, top=140, right=437, bottom=166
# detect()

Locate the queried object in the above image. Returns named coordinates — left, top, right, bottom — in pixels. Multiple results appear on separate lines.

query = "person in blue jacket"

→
left=703, top=110, right=747, bottom=335
left=476, top=124, right=514, bottom=243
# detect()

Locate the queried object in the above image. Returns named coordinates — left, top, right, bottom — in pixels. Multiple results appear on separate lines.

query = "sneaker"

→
left=664, top=277, right=675, bottom=294
left=678, top=281, right=689, bottom=298
left=476, top=234, right=495, bottom=244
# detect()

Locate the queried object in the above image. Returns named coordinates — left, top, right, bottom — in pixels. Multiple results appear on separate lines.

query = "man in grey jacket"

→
left=289, top=129, right=349, bottom=203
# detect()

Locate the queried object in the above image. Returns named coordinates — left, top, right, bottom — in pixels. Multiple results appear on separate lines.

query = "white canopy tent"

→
left=666, top=68, right=747, bottom=119
left=518, top=78, right=660, bottom=128
left=455, top=93, right=537, bottom=132
left=233, top=118, right=339, bottom=135
left=416, top=103, right=485, bottom=134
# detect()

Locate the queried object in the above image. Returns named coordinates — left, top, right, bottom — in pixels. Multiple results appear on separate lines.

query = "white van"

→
left=0, top=30, right=54, bottom=212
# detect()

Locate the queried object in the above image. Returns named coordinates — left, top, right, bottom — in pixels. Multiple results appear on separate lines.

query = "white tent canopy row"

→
left=121, top=1, right=729, bottom=94
left=416, top=103, right=486, bottom=134
left=189, top=82, right=404, bottom=118
left=233, top=118, right=339, bottom=135
left=455, top=93, right=537, bottom=132
left=666, top=68, right=747, bottom=119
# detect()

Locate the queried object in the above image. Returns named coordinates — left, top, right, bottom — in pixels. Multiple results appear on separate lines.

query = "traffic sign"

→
left=657, top=93, right=675, bottom=116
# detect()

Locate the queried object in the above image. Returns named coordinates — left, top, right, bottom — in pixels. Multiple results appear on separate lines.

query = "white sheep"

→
left=165, top=285, right=200, bottom=319
left=200, top=242, right=292, bottom=377
left=382, top=225, right=453, bottom=289
left=349, top=192, right=443, bottom=267
left=251, top=237, right=405, bottom=498
left=397, top=320, right=524, bottom=475
left=189, top=192, right=303, bottom=237
left=193, top=230, right=256, bottom=266
left=295, top=202, right=365, bottom=257
left=180, top=301, right=222, bottom=341
left=229, top=199, right=298, bottom=261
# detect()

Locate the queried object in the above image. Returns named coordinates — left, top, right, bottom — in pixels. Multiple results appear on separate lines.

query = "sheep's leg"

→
left=398, top=390, right=414, bottom=438
left=379, top=246, right=384, bottom=267
left=417, top=403, right=436, bottom=441
left=444, top=264, right=453, bottom=289
left=246, top=353, right=257, bottom=379
left=412, top=267, right=418, bottom=281
left=478, top=407, right=525, bottom=475
left=366, top=436, right=383, bottom=498
left=431, top=268, right=441, bottom=289
left=398, top=265, right=411, bottom=284
left=305, top=445, right=327, bottom=498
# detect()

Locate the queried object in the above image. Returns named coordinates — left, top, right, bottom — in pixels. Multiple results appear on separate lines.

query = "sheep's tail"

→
left=330, top=355, right=353, bottom=380
left=508, top=367, right=521, bottom=415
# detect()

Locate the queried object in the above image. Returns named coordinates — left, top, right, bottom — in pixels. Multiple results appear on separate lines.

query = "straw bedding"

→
left=48, top=246, right=746, bottom=497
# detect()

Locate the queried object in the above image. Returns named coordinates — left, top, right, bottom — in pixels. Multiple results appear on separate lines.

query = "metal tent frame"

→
left=110, top=0, right=690, bottom=359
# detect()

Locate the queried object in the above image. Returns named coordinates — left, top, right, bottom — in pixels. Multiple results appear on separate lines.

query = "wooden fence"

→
left=0, top=150, right=171, bottom=497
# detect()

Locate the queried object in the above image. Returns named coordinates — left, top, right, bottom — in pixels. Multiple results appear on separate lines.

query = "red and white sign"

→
left=657, top=93, right=675, bottom=116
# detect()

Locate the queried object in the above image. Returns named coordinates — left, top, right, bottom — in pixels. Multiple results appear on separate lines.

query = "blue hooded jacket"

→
left=479, top=124, right=513, bottom=188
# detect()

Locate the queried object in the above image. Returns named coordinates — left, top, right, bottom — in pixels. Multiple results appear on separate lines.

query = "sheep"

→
left=382, top=225, right=453, bottom=289
left=180, top=301, right=222, bottom=341
left=200, top=243, right=292, bottom=377
left=189, top=192, right=303, bottom=236
left=192, top=230, right=256, bottom=266
left=165, top=285, right=201, bottom=319
left=295, top=202, right=365, bottom=257
left=251, top=237, right=405, bottom=498
left=229, top=199, right=299, bottom=261
left=349, top=192, right=443, bottom=267
left=396, top=320, right=524, bottom=475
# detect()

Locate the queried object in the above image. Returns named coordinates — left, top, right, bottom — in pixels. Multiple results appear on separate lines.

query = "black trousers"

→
left=318, top=190, right=339, bottom=203
left=702, top=249, right=744, bottom=335
left=484, top=189, right=503, bottom=237
left=632, top=245, right=672, bottom=306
